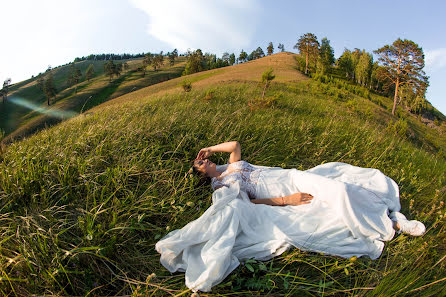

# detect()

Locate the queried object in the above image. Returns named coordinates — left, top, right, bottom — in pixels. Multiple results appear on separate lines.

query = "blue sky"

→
left=1, top=0, right=445, bottom=115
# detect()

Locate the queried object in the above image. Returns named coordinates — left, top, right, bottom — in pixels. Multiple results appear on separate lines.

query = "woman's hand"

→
left=196, top=147, right=213, bottom=160
left=250, top=192, right=314, bottom=206
left=283, top=193, right=314, bottom=206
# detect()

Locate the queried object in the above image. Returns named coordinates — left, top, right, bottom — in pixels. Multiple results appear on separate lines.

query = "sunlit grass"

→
left=0, top=57, right=445, bottom=296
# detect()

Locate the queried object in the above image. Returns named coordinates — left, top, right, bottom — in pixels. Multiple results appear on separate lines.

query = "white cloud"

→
left=425, top=48, right=446, bottom=72
left=129, top=0, right=260, bottom=55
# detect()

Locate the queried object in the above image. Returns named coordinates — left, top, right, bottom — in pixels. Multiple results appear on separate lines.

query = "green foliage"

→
left=239, top=50, right=248, bottom=63
left=294, top=33, right=320, bottom=74
left=267, top=42, right=274, bottom=55
left=386, top=118, right=408, bottom=137
left=104, top=60, right=121, bottom=82
left=183, top=49, right=206, bottom=75
left=278, top=43, right=285, bottom=52
left=374, top=38, right=429, bottom=115
left=181, top=80, right=192, bottom=92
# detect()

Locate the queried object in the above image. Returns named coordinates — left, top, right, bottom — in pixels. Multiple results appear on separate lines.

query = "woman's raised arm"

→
left=196, top=141, right=241, bottom=163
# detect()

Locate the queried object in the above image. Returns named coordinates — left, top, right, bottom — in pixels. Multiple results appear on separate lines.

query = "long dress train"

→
left=155, top=161, right=401, bottom=292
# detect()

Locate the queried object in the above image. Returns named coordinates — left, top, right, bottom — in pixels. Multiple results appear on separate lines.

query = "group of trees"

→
left=141, top=51, right=166, bottom=76
left=74, top=53, right=146, bottom=62
left=293, top=32, right=429, bottom=116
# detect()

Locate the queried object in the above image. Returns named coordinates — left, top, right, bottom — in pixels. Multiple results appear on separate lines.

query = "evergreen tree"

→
left=278, top=43, right=285, bottom=52
left=229, top=53, right=236, bottom=65
left=239, top=50, right=248, bottom=63
left=86, top=64, right=95, bottom=81
left=374, top=38, right=429, bottom=116
left=43, top=73, right=57, bottom=105
left=254, top=47, right=265, bottom=59
left=294, top=33, right=320, bottom=74
left=267, top=42, right=274, bottom=55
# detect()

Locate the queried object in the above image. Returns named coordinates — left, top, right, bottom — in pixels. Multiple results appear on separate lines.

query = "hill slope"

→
left=0, top=57, right=186, bottom=142
left=0, top=52, right=445, bottom=296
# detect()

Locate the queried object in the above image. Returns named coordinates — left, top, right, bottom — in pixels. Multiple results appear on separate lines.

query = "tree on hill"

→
left=278, top=43, right=285, bottom=52
left=355, top=50, right=373, bottom=87
left=104, top=60, right=118, bottom=82
left=267, top=42, right=274, bottom=55
left=142, top=53, right=153, bottom=77
left=152, top=52, right=164, bottom=71
left=319, top=38, right=334, bottom=68
left=229, top=53, right=236, bottom=65
left=1, top=78, right=11, bottom=103
left=239, top=50, right=248, bottom=63
left=255, top=47, right=265, bottom=59
left=183, top=49, right=206, bottom=75
left=336, top=49, right=354, bottom=79
left=222, top=52, right=230, bottom=65
left=261, top=68, right=275, bottom=100
left=115, top=62, right=123, bottom=76
left=168, top=49, right=178, bottom=66
left=43, top=73, right=57, bottom=105
left=294, top=33, right=320, bottom=74
left=86, top=64, right=95, bottom=81
left=374, top=38, right=429, bottom=116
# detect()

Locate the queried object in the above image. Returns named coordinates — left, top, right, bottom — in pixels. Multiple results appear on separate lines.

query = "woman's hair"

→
left=189, top=161, right=212, bottom=187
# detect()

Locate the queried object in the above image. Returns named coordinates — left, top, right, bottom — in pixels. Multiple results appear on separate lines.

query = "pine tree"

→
left=267, top=42, right=274, bottom=55
left=278, top=43, right=285, bottom=52
left=239, top=50, right=248, bottom=63
left=294, top=33, right=320, bottom=74
left=374, top=38, right=429, bottom=115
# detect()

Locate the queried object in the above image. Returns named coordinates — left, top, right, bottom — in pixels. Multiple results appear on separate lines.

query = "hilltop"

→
left=0, top=52, right=445, bottom=296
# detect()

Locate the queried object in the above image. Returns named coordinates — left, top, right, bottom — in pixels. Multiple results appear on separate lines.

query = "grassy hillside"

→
left=0, top=57, right=186, bottom=141
left=0, top=53, right=445, bottom=296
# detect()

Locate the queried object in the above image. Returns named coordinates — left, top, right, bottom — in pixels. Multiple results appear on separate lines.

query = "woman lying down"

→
left=155, top=141, right=425, bottom=292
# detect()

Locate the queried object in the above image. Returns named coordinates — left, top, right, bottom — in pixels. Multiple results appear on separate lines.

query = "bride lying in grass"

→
left=156, top=141, right=425, bottom=292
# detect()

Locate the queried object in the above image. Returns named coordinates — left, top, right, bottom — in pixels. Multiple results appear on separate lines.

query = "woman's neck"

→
left=208, top=170, right=222, bottom=179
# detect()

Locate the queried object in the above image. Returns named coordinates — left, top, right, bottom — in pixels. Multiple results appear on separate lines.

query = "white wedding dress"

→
left=155, top=161, right=401, bottom=292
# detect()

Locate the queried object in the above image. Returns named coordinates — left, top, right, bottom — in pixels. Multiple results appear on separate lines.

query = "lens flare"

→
left=9, top=97, right=78, bottom=119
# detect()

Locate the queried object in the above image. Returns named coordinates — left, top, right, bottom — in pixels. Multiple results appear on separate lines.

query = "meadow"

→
left=0, top=53, right=445, bottom=296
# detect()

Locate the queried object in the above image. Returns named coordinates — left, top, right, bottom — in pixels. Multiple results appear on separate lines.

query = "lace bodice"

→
left=211, top=161, right=263, bottom=199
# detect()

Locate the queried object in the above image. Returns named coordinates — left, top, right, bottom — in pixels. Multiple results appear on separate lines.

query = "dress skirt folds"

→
left=155, top=162, right=401, bottom=292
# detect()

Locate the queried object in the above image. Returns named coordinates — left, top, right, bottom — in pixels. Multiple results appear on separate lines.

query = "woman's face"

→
left=194, top=159, right=215, bottom=176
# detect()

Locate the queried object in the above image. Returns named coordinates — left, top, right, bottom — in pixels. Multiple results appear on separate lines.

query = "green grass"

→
left=1, top=77, right=445, bottom=296
left=1, top=58, right=186, bottom=143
